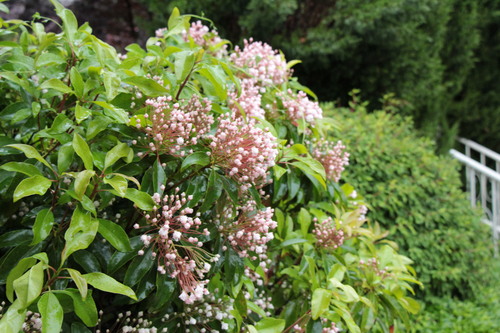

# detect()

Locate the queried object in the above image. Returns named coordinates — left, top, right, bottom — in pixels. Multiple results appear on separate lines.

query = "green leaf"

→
left=0, top=162, right=43, bottom=177
left=58, top=143, right=74, bottom=173
left=272, top=165, right=287, bottom=180
left=200, top=169, right=222, bottom=212
left=91, top=101, right=129, bottom=124
left=0, top=230, right=33, bottom=248
left=58, top=7, right=78, bottom=42
left=181, top=151, right=210, bottom=171
left=298, top=208, right=312, bottom=236
left=6, top=257, right=36, bottom=302
left=31, top=208, right=54, bottom=245
left=86, top=116, right=112, bottom=140
left=123, top=76, right=169, bottom=97
left=75, top=103, right=91, bottom=123
left=53, top=289, right=98, bottom=327
left=174, top=51, right=195, bottom=83
left=38, top=292, right=64, bottom=333
left=124, top=247, right=155, bottom=287
left=13, top=175, right=52, bottom=202
left=83, top=272, right=137, bottom=300
left=74, top=170, right=95, bottom=200
left=152, top=160, right=166, bottom=195
left=168, top=7, right=181, bottom=30
left=62, top=206, right=99, bottom=262
left=103, top=175, right=128, bottom=197
left=279, top=238, right=307, bottom=248
left=104, top=142, right=133, bottom=169
left=254, top=318, right=286, bottom=333
left=7, top=144, right=53, bottom=170
left=70, top=67, right=84, bottom=98
left=97, top=219, right=132, bottom=252
left=73, top=133, right=93, bottom=170
left=67, top=268, right=88, bottom=299
left=103, top=71, right=121, bottom=100
left=0, top=299, right=25, bottom=333
left=40, top=78, right=74, bottom=94
left=122, top=188, right=155, bottom=211
left=311, top=288, right=332, bottom=320
left=13, top=262, right=44, bottom=307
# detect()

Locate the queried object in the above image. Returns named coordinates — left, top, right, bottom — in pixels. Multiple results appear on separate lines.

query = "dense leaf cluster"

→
left=0, top=2, right=419, bottom=332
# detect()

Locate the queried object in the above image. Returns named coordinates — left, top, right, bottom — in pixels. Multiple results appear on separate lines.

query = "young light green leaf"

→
left=66, top=268, right=88, bottom=299
left=62, top=206, right=99, bottom=262
left=74, top=170, right=95, bottom=200
left=0, top=299, right=25, bottom=333
left=122, top=188, right=155, bottom=211
left=104, top=142, right=133, bottom=170
left=38, top=292, right=64, bottom=333
left=0, top=161, right=43, bottom=177
left=70, top=67, right=84, bottom=98
left=57, top=143, right=74, bottom=173
left=174, top=51, right=195, bottom=83
left=123, top=76, right=169, bottom=97
left=167, top=7, right=181, bottom=30
left=254, top=318, right=286, bottom=333
left=40, top=78, right=74, bottom=94
left=13, top=175, right=52, bottom=202
left=272, top=165, right=287, bottom=180
left=181, top=151, right=210, bottom=171
left=298, top=208, right=312, bottom=236
left=91, top=101, right=128, bottom=124
left=103, top=175, right=128, bottom=197
left=97, top=219, right=132, bottom=252
left=7, top=144, right=53, bottom=170
left=103, top=71, right=121, bottom=100
left=13, top=262, right=44, bottom=307
left=6, top=257, right=37, bottom=302
left=31, top=208, right=54, bottom=245
left=75, top=103, right=91, bottom=123
left=83, top=272, right=137, bottom=301
left=311, top=288, right=332, bottom=320
left=72, top=133, right=93, bottom=170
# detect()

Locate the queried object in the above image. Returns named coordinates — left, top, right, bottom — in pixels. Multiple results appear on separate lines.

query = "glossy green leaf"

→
left=0, top=161, right=42, bottom=177
left=31, top=208, right=54, bottom=245
left=272, top=165, right=287, bottom=180
left=74, top=170, right=95, bottom=200
left=200, top=169, right=222, bottom=212
left=0, top=299, right=25, bottom=333
left=54, top=289, right=98, bottom=327
left=62, top=206, right=99, bottom=262
left=75, top=103, right=91, bottom=123
left=254, top=318, right=286, bottom=333
left=0, top=230, right=33, bottom=248
left=57, top=143, right=74, bottom=173
left=123, top=76, right=169, bottom=97
left=40, top=78, right=73, bottom=94
left=122, top=188, right=155, bottom=211
left=97, top=219, right=132, bottom=252
left=7, top=144, right=53, bottom=170
left=86, top=116, right=112, bottom=140
left=91, top=101, right=128, bottom=124
left=38, top=292, right=64, bottom=333
left=83, top=272, right=137, bottom=300
left=298, top=208, right=312, bottom=236
left=67, top=268, right=88, bottom=299
left=104, top=142, right=133, bottom=169
left=72, top=133, right=93, bottom=170
left=6, top=257, right=36, bottom=302
left=70, top=67, right=84, bottom=98
left=124, top=247, right=155, bottom=287
left=279, top=238, right=307, bottom=248
left=152, top=160, right=166, bottom=195
left=311, top=288, right=332, bottom=320
left=103, top=71, right=121, bottom=100
left=13, top=261, right=44, bottom=307
left=13, top=175, right=52, bottom=202
left=103, top=175, right=127, bottom=197
left=175, top=50, right=195, bottom=83
left=181, top=151, right=210, bottom=171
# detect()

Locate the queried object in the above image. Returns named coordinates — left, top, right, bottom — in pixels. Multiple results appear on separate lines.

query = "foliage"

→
left=136, top=0, right=482, bottom=151
left=325, top=93, right=497, bottom=301
left=0, top=2, right=419, bottom=332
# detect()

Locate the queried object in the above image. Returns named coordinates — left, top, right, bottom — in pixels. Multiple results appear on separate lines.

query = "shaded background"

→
left=5, top=0, right=500, bottom=152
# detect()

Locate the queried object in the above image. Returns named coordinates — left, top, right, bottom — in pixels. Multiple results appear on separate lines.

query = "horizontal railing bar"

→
left=459, top=138, right=500, bottom=163
left=450, top=149, right=500, bottom=183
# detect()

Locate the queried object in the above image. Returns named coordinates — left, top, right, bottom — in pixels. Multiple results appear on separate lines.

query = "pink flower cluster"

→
left=228, top=78, right=266, bottom=121
left=182, top=21, right=227, bottom=57
left=136, top=95, right=214, bottom=156
left=230, top=39, right=289, bottom=86
left=208, top=112, right=278, bottom=190
left=312, top=140, right=349, bottom=182
left=280, top=89, right=323, bottom=126
left=138, top=189, right=218, bottom=304
left=313, top=217, right=345, bottom=249
left=218, top=200, right=277, bottom=260
left=359, top=258, right=391, bottom=279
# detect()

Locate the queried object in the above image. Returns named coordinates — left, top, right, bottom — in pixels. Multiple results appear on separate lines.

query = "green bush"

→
left=325, top=94, right=496, bottom=300
left=0, top=2, right=419, bottom=332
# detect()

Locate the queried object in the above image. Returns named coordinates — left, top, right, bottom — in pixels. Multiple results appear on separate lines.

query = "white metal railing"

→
left=451, top=138, right=500, bottom=256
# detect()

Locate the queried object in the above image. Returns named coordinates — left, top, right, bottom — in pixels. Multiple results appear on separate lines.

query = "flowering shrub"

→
left=0, top=1, right=420, bottom=332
